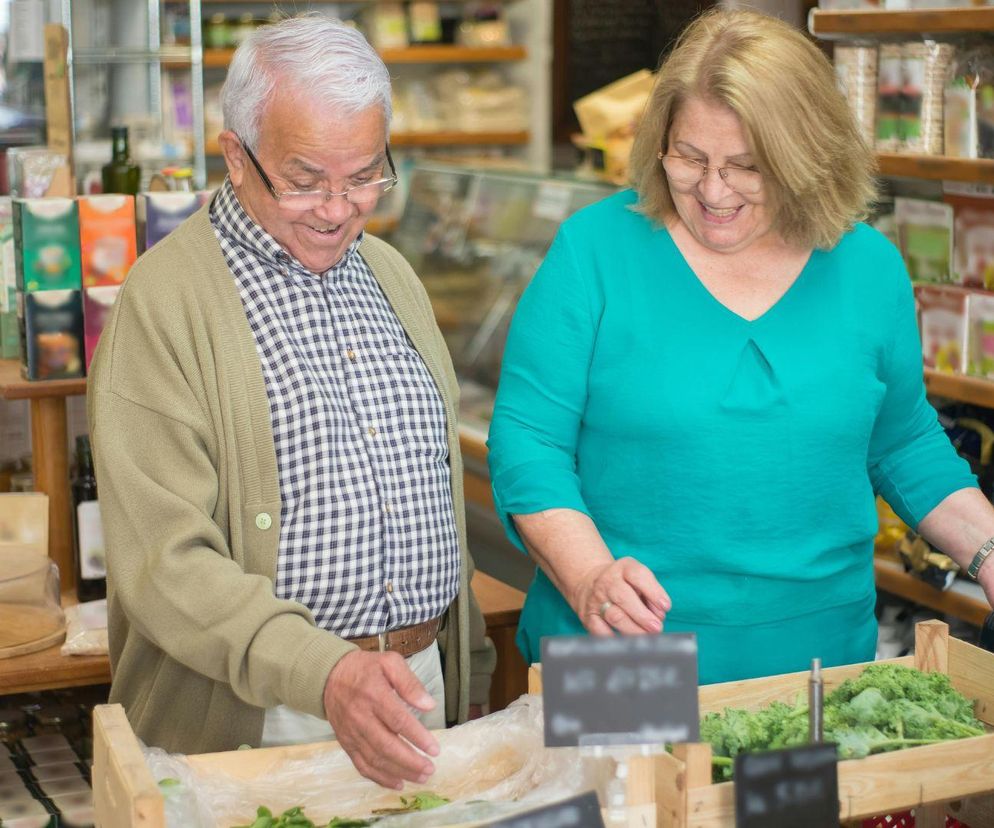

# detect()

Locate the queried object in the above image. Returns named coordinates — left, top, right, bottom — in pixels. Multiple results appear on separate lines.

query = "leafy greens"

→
left=701, top=663, right=986, bottom=781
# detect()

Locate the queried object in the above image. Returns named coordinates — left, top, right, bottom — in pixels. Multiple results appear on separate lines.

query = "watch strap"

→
left=967, top=537, right=994, bottom=581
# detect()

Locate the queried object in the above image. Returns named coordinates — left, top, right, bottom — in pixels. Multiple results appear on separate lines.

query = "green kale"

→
left=700, top=663, right=986, bottom=780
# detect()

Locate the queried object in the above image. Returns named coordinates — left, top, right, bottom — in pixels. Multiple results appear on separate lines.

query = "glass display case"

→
left=386, top=161, right=617, bottom=432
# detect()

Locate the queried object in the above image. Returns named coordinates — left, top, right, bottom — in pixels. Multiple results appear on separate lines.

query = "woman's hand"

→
left=570, top=557, right=671, bottom=636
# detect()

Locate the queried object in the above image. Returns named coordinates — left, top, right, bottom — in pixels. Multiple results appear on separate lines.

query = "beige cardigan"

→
left=87, top=205, right=495, bottom=754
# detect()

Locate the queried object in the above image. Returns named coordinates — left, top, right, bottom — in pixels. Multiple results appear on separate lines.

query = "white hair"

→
left=219, top=14, right=392, bottom=150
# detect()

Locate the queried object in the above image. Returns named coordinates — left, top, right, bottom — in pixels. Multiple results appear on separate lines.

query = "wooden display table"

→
left=0, top=358, right=86, bottom=593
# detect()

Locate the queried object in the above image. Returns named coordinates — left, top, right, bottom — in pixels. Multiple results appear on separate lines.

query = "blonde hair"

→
left=629, top=7, right=877, bottom=250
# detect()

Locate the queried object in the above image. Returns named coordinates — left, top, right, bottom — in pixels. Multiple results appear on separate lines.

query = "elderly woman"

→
left=487, top=8, right=994, bottom=684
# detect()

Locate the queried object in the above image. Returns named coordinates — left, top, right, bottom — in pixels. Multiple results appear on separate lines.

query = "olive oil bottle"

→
left=101, top=126, right=141, bottom=195
left=72, top=435, right=106, bottom=601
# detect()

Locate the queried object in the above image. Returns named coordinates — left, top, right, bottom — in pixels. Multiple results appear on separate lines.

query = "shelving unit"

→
left=0, top=359, right=86, bottom=594
left=62, top=0, right=208, bottom=188
left=806, top=7, right=994, bottom=629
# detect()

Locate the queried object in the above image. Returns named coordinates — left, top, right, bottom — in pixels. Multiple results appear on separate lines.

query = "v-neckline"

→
left=661, top=227, right=816, bottom=326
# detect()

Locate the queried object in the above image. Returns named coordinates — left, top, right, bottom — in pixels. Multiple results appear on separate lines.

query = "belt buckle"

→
left=377, top=632, right=389, bottom=652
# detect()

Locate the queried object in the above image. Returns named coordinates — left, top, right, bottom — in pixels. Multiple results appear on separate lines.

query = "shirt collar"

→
left=210, top=177, right=364, bottom=277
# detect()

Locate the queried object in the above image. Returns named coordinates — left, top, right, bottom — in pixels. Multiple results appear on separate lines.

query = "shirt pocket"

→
left=384, top=346, right=451, bottom=461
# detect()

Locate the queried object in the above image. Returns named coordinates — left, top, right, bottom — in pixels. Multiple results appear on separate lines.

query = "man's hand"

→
left=324, top=649, right=439, bottom=789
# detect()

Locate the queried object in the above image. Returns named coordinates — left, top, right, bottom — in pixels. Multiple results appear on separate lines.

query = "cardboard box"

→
left=78, top=195, right=137, bottom=287
left=12, top=197, right=81, bottom=292
left=0, top=492, right=48, bottom=557
left=916, top=284, right=968, bottom=373
left=138, top=192, right=200, bottom=251
left=17, top=288, right=84, bottom=380
left=82, top=285, right=120, bottom=370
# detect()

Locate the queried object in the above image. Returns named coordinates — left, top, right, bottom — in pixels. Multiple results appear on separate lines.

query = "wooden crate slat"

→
left=948, top=635, right=994, bottom=725
left=835, top=736, right=994, bottom=820
left=697, top=656, right=915, bottom=714
left=93, top=704, right=165, bottom=828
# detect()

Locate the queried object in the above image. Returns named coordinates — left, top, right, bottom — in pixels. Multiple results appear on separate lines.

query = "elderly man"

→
left=87, top=15, right=495, bottom=789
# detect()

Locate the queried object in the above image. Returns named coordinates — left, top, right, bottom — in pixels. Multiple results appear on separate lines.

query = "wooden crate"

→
left=528, top=620, right=994, bottom=828
left=92, top=702, right=655, bottom=827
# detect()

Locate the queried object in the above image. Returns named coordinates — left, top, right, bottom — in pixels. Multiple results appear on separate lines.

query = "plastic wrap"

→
left=60, top=598, right=108, bottom=656
left=141, top=696, right=602, bottom=828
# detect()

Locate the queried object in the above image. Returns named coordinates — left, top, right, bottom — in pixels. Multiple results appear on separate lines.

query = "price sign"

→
left=734, top=743, right=839, bottom=828
left=484, top=791, right=605, bottom=828
left=540, top=633, right=699, bottom=747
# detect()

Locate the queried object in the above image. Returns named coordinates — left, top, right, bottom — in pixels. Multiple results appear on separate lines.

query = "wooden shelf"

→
left=875, top=557, right=990, bottom=628
left=0, top=592, right=111, bottom=696
left=876, top=153, right=994, bottom=185
left=195, top=45, right=525, bottom=70
left=924, top=368, right=994, bottom=408
left=0, top=358, right=86, bottom=401
left=206, top=131, right=530, bottom=155
left=379, top=45, right=526, bottom=63
left=809, top=6, right=994, bottom=38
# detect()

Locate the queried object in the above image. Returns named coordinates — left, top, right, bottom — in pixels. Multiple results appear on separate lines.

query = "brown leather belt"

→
left=347, top=616, right=442, bottom=657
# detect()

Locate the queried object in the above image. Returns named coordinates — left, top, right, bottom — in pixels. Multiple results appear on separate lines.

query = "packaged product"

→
left=12, top=198, right=82, bottom=293
left=943, top=42, right=994, bottom=159
left=138, top=191, right=200, bottom=251
left=834, top=44, right=877, bottom=146
left=78, top=195, right=137, bottom=287
left=0, top=198, right=16, bottom=358
left=916, top=284, right=967, bottom=373
left=17, top=288, right=85, bottom=380
left=82, top=285, right=120, bottom=370
left=895, top=197, right=954, bottom=282
left=966, top=291, right=994, bottom=379
left=947, top=192, right=994, bottom=288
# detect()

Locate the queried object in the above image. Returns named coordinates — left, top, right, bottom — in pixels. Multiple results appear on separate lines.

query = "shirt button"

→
left=347, top=349, right=356, bottom=362
left=385, top=580, right=394, bottom=594
left=384, top=503, right=393, bottom=514
left=255, top=512, right=272, bottom=531
left=367, top=426, right=377, bottom=437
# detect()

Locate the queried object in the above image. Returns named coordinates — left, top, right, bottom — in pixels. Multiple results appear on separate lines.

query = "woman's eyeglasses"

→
left=657, top=152, right=763, bottom=196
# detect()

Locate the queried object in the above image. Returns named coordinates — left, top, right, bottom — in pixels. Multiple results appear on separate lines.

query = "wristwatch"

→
left=967, top=537, right=994, bottom=581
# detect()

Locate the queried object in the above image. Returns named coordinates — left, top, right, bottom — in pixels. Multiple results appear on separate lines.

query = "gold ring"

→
left=598, top=600, right=613, bottom=618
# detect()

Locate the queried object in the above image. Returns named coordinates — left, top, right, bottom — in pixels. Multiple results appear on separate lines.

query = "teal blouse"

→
left=487, top=190, right=976, bottom=684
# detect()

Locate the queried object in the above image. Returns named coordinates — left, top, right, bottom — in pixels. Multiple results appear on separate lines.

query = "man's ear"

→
left=217, top=131, right=246, bottom=186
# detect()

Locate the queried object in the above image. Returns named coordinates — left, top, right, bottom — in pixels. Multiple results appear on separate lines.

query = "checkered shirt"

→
left=210, top=180, right=460, bottom=638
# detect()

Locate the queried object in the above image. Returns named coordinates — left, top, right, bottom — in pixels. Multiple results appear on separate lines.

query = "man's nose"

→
left=313, top=192, right=355, bottom=223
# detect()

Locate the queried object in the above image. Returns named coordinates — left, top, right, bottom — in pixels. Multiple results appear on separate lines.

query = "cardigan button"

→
left=255, top=512, right=273, bottom=531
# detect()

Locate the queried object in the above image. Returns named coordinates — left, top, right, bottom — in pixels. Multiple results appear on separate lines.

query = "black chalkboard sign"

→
left=734, top=744, right=840, bottom=828
left=483, top=791, right=605, bottom=828
left=540, top=633, right=699, bottom=747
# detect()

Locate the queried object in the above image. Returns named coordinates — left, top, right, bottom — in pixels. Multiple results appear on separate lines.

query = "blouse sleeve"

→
left=487, top=226, right=598, bottom=551
left=867, top=248, right=976, bottom=528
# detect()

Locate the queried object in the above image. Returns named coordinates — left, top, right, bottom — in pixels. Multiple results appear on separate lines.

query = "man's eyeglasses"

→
left=657, top=152, right=763, bottom=196
left=237, top=135, right=398, bottom=211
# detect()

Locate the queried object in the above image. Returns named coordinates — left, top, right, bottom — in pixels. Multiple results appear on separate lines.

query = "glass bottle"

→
left=71, top=435, right=106, bottom=602
left=101, top=126, right=141, bottom=195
